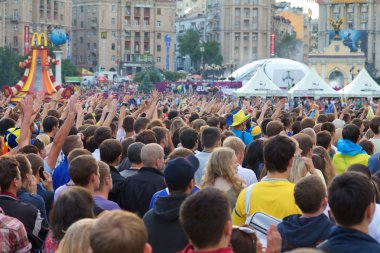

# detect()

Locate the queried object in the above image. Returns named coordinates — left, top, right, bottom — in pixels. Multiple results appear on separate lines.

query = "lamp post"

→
left=200, top=46, right=205, bottom=70
left=228, top=63, right=236, bottom=87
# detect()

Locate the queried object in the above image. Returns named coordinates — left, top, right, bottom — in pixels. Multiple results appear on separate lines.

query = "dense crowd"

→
left=0, top=90, right=380, bottom=253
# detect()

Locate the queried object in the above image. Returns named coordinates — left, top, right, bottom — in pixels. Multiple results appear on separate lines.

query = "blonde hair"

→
left=312, top=146, right=336, bottom=186
left=201, top=147, right=243, bottom=193
left=222, top=136, right=246, bottom=155
left=170, top=118, right=186, bottom=137
left=289, top=138, right=307, bottom=183
left=56, top=218, right=95, bottom=253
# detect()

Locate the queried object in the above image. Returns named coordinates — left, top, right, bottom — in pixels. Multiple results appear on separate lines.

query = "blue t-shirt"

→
left=231, top=129, right=253, bottom=146
left=149, top=186, right=200, bottom=209
left=52, top=157, right=70, bottom=191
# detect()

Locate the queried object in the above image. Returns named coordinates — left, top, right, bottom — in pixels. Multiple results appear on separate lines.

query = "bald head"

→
left=141, top=143, right=164, bottom=168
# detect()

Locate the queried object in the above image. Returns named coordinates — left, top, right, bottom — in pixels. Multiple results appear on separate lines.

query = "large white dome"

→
left=231, top=58, right=309, bottom=90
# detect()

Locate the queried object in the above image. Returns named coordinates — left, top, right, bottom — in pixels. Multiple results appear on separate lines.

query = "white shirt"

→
left=92, top=149, right=100, bottom=161
left=237, top=165, right=258, bottom=186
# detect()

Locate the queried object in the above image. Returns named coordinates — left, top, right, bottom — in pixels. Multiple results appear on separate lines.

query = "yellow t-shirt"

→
left=333, top=153, right=370, bottom=174
left=232, top=179, right=301, bottom=226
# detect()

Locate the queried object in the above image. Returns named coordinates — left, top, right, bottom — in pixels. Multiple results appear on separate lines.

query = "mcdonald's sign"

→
left=31, top=32, right=48, bottom=47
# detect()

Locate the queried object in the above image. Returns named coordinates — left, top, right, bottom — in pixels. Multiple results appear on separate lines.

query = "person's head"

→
left=50, top=187, right=95, bottom=241
left=168, top=110, right=179, bottom=121
left=261, top=118, right=272, bottom=137
left=201, top=127, right=221, bottom=150
left=67, top=148, right=92, bottom=164
left=96, top=161, right=112, bottom=193
left=122, top=116, right=135, bottom=133
left=369, top=116, right=380, bottom=135
left=0, top=156, right=20, bottom=192
left=18, top=144, right=39, bottom=155
left=164, top=155, right=198, bottom=193
left=358, top=139, right=374, bottom=155
left=179, top=127, right=198, bottom=151
left=300, top=128, right=316, bottom=146
left=56, top=218, right=95, bottom=253
left=316, top=130, right=332, bottom=150
left=170, top=118, right=186, bottom=136
left=342, top=124, right=360, bottom=143
left=135, top=130, right=157, bottom=144
left=317, top=114, right=328, bottom=124
left=42, top=116, right=59, bottom=135
left=133, top=117, right=150, bottom=134
left=90, top=210, right=151, bottom=253
left=14, top=154, right=32, bottom=188
left=293, top=133, right=314, bottom=157
left=69, top=155, right=100, bottom=190
left=264, top=135, right=296, bottom=174
left=328, top=173, right=375, bottom=228
left=346, top=164, right=371, bottom=178
left=140, top=143, right=165, bottom=170
left=222, top=136, right=246, bottom=165
left=207, top=116, right=220, bottom=128
left=166, top=148, right=194, bottom=161
left=99, top=139, right=122, bottom=166
left=180, top=188, right=232, bottom=250
left=294, top=176, right=327, bottom=214
left=230, top=225, right=258, bottom=253
left=243, top=139, right=264, bottom=172
left=202, top=147, right=242, bottom=193
left=151, top=127, right=169, bottom=148
left=94, top=127, right=112, bottom=146
left=301, top=118, right=315, bottom=130
left=292, top=121, right=302, bottom=135
left=352, top=118, right=364, bottom=134
left=26, top=153, right=44, bottom=179
left=147, top=119, right=165, bottom=129
left=266, top=120, right=285, bottom=137
left=127, top=142, right=145, bottom=166
left=47, top=109, right=60, bottom=119
left=321, top=122, right=336, bottom=136
left=62, top=135, right=84, bottom=157
left=191, top=119, right=207, bottom=132
left=0, top=118, right=16, bottom=136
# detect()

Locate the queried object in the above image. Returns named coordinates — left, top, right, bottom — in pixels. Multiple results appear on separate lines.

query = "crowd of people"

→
left=0, top=90, right=380, bottom=253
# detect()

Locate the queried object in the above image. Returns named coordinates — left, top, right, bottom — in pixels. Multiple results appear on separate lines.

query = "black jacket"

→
left=143, top=194, right=189, bottom=253
left=108, top=165, right=125, bottom=205
left=120, top=167, right=166, bottom=217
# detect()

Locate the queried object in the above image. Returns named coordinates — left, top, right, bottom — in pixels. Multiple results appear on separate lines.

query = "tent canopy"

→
left=289, top=68, right=340, bottom=97
left=339, top=68, right=380, bottom=97
left=234, top=68, right=283, bottom=97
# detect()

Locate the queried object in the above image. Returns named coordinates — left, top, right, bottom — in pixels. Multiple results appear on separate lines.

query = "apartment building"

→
left=176, top=0, right=206, bottom=15
left=72, top=0, right=176, bottom=74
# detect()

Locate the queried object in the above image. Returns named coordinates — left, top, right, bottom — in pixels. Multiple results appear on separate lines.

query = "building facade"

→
left=318, top=0, right=380, bottom=74
left=0, top=0, right=72, bottom=56
left=72, top=0, right=176, bottom=74
left=206, top=0, right=274, bottom=68
left=176, top=0, right=206, bottom=16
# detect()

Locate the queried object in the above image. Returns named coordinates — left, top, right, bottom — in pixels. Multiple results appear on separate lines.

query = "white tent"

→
left=234, top=68, right=285, bottom=97
left=339, top=68, right=380, bottom=97
left=289, top=68, right=340, bottom=97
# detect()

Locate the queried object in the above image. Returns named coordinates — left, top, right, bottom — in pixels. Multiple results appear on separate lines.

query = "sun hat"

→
left=226, top=109, right=251, bottom=127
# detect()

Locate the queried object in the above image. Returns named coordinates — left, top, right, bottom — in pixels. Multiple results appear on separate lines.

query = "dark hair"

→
left=316, top=131, right=332, bottom=150
left=50, top=187, right=95, bottom=240
left=83, top=125, right=99, bottom=139
left=264, top=135, right=296, bottom=173
left=230, top=225, right=257, bottom=253
left=179, top=188, right=231, bottom=249
left=260, top=118, right=272, bottom=136
left=122, top=116, right=135, bottom=132
left=358, top=139, right=374, bottom=155
left=370, top=117, right=380, bottom=135
left=32, top=138, right=45, bottom=153
left=18, top=145, right=39, bottom=155
left=207, top=116, right=220, bottom=128
left=180, top=127, right=198, bottom=150
left=266, top=120, right=284, bottom=137
left=328, top=173, right=375, bottom=227
left=342, top=124, right=360, bottom=143
left=351, top=118, right=363, bottom=131
left=321, top=122, right=336, bottom=134
left=243, top=139, right=264, bottom=179
left=62, top=135, right=83, bottom=157
left=135, top=129, right=157, bottom=144
left=69, top=126, right=78, bottom=136
left=294, top=176, right=326, bottom=213
left=42, top=116, right=59, bottom=133
left=201, top=127, right=221, bottom=149
left=346, top=164, right=371, bottom=178
left=14, top=154, right=31, bottom=184
left=127, top=142, right=144, bottom=164
left=291, top=121, right=302, bottom=135
left=69, top=155, right=98, bottom=186
left=301, top=118, right=315, bottom=130
left=168, top=110, right=179, bottom=121
left=317, top=114, right=328, bottom=124
left=121, top=137, right=135, bottom=160
left=67, top=148, right=92, bottom=164
left=152, top=127, right=168, bottom=145
left=147, top=120, right=164, bottom=129
left=0, top=156, right=19, bottom=190
left=26, top=153, right=44, bottom=176
left=99, top=139, right=122, bottom=164
left=293, top=133, right=313, bottom=157
left=86, top=136, right=98, bottom=153
left=133, top=117, right=150, bottom=134
left=189, top=113, right=200, bottom=123
left=94, top=127, right=112, bottom=146
left=0, top=118, right=16, bottom=136
left=47, top=109, right=60, bottom=119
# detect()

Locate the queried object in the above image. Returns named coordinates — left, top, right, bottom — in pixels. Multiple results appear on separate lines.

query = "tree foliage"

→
left=274, top=33, right=302, bottom=61
left=0, top=48, right=28, bottom=88
left=61, top=59, right=80, bottom=81
left=163, top=71, right=186, bottom=81
left=134, top=68, right=163, bottom=93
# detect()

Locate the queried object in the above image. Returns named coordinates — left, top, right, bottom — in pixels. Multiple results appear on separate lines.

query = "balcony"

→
left=12, top=15, right=19, bottom=22
left=124, top=53, right=153, bottom=64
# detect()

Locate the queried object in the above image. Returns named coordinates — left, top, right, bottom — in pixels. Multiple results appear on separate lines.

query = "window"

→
left=156, top=56, right=161, bottom=63
left=243, top=33, right=249, bottom=41
left=157, top=33, right=161, bottom=39
left=81, top=21, right=83, bottom=28
left=252, top=33, right=257, bottom=41
left=348, top=22, right=353, bottom=29
left=156, top=21, right=161, bottom=27
left=13, top=24, right=18, bottom=31
left=112, top=31, right=116, bottom=38
left=111, top=43, right=115, bottom=50
left=93, top=43, right=97, bottom=48
left=111, top=18, right=116, bottom=25
left=157, top=8, right=161, bottom=15
left=235, top=32, right=240, bottom=41
left=73, top=19, right=77, bottom=26
left=361, top=22, right=367, bottom=29
left=112, top=5, right=116, bottom=12
left=81, top=6, right=83, bottom=13
left=112, top=55, right=115, bottom=62
left=332, top=5, right=340, bottom=13
left=80, top=37, right=83, bottom=44
left=157, top=45, right=161, bottom=52
left=87, top=43, right=90, bottom=49
left=60, top=14, right=63, bottom=21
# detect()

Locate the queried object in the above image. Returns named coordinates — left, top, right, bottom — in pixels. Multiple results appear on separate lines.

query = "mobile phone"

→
left=39, top=167, right=46, bottom=181
left=9, top=103, right=16, bottom=109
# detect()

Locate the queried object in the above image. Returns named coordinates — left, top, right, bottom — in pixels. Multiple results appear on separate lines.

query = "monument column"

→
left=53, top=50, right=63, bottom=85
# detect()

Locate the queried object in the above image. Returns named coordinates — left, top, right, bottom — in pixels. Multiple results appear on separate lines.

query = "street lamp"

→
left=200, top=46, right=205, bottom=70
left=228, top=64, right=236, bottom=86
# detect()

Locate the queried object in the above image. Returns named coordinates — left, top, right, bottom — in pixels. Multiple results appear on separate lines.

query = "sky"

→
left=276, top=0, right=319, bottom=19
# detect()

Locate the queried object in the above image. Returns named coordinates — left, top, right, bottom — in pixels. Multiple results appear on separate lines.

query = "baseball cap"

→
left=164, top=155, right=199, bottom=190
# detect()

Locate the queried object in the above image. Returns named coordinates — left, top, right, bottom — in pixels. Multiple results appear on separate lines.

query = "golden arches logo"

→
left=31, top=33, right=48, bottom=47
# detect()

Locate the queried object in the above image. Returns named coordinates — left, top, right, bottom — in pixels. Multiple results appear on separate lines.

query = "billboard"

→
left=329, top=30, right=368, bottom=55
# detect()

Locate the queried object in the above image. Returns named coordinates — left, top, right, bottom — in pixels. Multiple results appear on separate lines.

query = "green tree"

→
left=0, top=47, right=28, bottom=88
left=201, top=41, right=223, bottom=65
left=61, top=59, right=80, bottom=81
left=134, top=68, right=163, bottom=93
left=274, top=33, right=302, bottom=61
left=138, top=75, right=154, bottom=93
left=177, top=29, right=201, bottom=67
left=163, top=71, right=186, bottom=81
